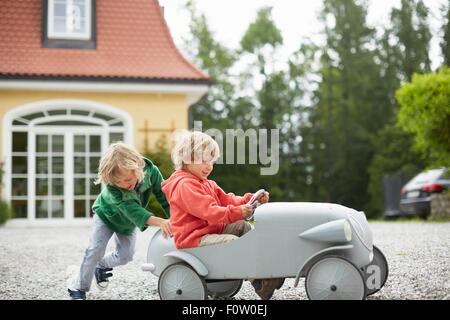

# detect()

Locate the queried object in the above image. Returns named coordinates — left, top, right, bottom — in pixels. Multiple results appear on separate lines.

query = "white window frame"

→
left=2, top=99, right=133, bottom=222
left=47, top=0, right=92, bottom=40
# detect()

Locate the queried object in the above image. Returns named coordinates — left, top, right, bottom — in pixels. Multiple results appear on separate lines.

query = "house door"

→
left=33, top=131, right=103, bottom=220
left=5, top=100, right=130, bottom=223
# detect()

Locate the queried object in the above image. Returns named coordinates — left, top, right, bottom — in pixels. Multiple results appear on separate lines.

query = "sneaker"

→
left=94, top=267, right=113, bottom=291
left=252, top=278, right=284, bottom=300
left=276, top=278, right=285, bottom=290
left=68, top=289, right=86, bottom=300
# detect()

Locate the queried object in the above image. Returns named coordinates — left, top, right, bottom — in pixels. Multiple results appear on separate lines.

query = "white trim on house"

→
left=1, top=99, right=133, bottom=223
left=0, top=80, right=209, bottom=105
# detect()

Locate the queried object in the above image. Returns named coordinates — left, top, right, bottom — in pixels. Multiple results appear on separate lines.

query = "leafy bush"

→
left=396, top=67, right=450, bottom=166
left=144, top=135, right=174, bottom=219
left=0, top=199, right=12, bottom=225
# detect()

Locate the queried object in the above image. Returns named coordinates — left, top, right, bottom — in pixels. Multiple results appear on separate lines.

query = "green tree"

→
left=367, top=124, right=424, bottom=213
left=144, top=135, right=173, bottom=219
left=367, top=0, right=433, bottom=214
left=390, top=0, right=432, bottom=80
left=302, top=0, right=384, bottom=211
left=183, top=0, right=238, bottom=130
left=396, top=67, right=450, bottom=167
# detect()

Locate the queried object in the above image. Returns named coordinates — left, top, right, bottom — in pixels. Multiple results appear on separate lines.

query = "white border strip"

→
left=0, top=80, right=209, bottom=105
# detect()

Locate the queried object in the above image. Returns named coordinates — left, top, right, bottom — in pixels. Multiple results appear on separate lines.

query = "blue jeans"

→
left=71, top=214, right=137, bottom=292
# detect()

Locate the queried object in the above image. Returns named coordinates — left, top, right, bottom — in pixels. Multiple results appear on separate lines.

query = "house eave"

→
left=0, top=76, right=211, bottom=105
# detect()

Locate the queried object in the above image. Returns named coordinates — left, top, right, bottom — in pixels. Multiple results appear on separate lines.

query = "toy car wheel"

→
left=206, top=280, right=243, bottom=299
left=362, top=245, right=389, bottom=296
left=305, top=256, right=367, bottom=300
left=158, top=262, right=207, bottom=300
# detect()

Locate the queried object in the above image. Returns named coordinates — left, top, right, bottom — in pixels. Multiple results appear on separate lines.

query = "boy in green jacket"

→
left=67, top=142, right=171, bottom=300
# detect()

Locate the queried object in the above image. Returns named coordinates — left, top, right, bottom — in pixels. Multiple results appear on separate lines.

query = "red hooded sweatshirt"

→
left=161, top=170, right=253, bottom=249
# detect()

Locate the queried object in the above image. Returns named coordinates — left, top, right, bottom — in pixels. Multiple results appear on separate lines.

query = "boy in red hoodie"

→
left=161, top=131, right=283, bottom=299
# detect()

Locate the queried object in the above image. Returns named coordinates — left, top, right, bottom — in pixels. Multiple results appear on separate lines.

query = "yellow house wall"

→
left=0, top=90, right=189, bottom=159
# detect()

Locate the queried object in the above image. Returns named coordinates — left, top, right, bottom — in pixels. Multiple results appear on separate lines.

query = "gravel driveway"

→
left=0, top=221, right=449, bottom=300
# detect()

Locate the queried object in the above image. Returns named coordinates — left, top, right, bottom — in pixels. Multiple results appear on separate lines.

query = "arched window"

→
left=2, top=100, right=133, bottom=221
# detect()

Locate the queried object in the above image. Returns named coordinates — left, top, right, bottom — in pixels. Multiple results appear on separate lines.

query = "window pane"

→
left=52, top=135, right=64, bottom=152
left=71, top=110, right=90, bottom=116
left=74, top=157, right=86, bottom=174
left=54, top=3, right=65, bottom=16
left=89, top=136, right=101, bottom=152
left=12, top=157, right=27, bottom=174
left=93, top=113, right=113, bottom=121
left=48, top=109, right=67, bottom=116
left=23, top=112, right=44, bottom=121
left=51, top=200, right=64, bottom=218
left=37, top=120, right=100, bottom=126
left=74, top=200, right=86, bottom=218
left=74, top=178, right=85, bottom=195
left=52, top=157, right=64, bottom=174
left=11, top=178, right=27, bottom=196
left=36, top=200, right=49, bottom=218
left=12, top=132, right=27, bottom=152
left=11, top=200, right=27, bottom=219
left=89, top=157, right=100, bottom=174
left=109, top=133, right=124, bottom=144
left=36, top=178, right=48, bottom=196
left=52, top=178, right=64, bottom=196
left=36, top=157, right=48, bottom=174
left=90, top=199, right=96, bottom=217
left=53, top=17, right=67, bottom=33
left=90, top=181, right=101, bottom=195
left=74, top=135, right=85, bottom=152
left=36, top=135, right=48, bottom=152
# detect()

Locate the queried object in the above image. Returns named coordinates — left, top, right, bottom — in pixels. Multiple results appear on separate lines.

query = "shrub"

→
left=396, top=67, right=450, bottom=166
left=0, top=199, right=12, bottom=225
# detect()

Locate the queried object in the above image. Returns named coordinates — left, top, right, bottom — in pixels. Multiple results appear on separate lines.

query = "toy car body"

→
left=142, top=202, right=388, bottom=300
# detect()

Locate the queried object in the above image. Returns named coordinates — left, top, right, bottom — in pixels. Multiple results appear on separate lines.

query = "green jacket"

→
left=92, top=158, right=170, bottom=234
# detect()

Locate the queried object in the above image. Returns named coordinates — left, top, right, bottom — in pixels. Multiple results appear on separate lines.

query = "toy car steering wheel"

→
left=245, top=189, right=266, bottom=221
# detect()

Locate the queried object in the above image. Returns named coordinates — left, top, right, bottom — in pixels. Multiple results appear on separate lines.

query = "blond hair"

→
left=94, top=142, right=145, bottom=185
left=171, top=131, right=220, bottom=170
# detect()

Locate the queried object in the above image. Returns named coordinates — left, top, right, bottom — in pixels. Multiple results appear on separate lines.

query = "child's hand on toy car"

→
left=257, top=191, right=270, bottom=204
left=240, top=204, right=254, bottom=219
left=149, top=217, right=172, bottom=238
left=160, top=219, right=173, bottom=238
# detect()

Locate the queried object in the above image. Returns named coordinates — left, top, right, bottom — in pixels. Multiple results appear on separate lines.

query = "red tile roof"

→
left=0, top=0, right=209, bottom=82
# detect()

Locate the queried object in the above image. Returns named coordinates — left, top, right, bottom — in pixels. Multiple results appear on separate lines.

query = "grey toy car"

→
left=142, top=201, right=388, bottom=300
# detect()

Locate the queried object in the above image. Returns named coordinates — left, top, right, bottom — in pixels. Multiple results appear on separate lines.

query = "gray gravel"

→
left=0, top=221, right=449, bottom=300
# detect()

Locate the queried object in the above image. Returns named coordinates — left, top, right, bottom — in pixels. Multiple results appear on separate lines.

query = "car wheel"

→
left=362, top=245, right=389, bottom=296
left=206, top=280, right=243, bottom=299
left=305, top=256, right=366, bottom=300
left=158, top=262, right=207, bottom=300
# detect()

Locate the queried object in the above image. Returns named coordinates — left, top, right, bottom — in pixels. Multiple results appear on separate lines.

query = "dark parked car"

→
left=400, top=168, right=450, bottom=218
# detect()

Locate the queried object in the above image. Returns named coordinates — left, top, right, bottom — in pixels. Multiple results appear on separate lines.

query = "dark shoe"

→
left=276, top=278, right=285, bottom=289
left=68, top=289, right=86, bottom=300
left=94, top=267, right=113, bottom=291
left=252, top=278, right=284, bottom=300
left=251, top=279, right=262, bottom=291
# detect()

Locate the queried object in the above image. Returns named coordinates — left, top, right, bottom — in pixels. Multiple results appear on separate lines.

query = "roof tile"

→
left=0, top=0, right=209, bottom=82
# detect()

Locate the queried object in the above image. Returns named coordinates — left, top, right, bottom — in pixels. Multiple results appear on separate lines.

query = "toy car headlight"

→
left=299, top=219, right=353, bottom=243
left=344, top=220, right=352, bottom=241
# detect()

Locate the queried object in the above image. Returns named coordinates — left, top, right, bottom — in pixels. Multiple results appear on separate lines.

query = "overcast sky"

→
left=159, top=0, right=447, bottom=70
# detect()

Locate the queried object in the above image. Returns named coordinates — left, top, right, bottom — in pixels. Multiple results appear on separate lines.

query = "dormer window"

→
left=42, top=0, right=96, bottom=49
left=48, top=0, right=91, bottom=40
